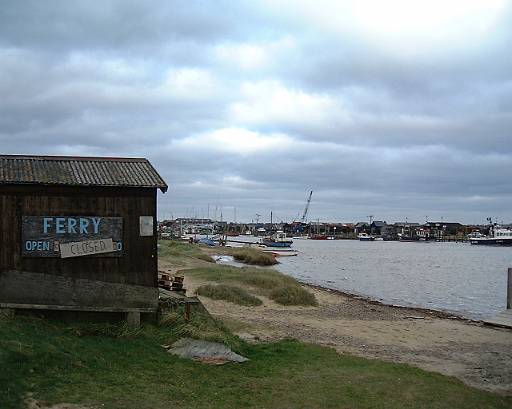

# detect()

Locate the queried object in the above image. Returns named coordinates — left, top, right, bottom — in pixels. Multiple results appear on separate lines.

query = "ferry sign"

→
left=21, top=216, right=123, bottom=257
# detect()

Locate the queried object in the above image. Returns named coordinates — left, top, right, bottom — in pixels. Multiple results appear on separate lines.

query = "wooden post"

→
left=127, top=311, right=141, bottom=327
left=184, top=304, right=191, bottom=322
left=507, top=268, right=512, bottom=310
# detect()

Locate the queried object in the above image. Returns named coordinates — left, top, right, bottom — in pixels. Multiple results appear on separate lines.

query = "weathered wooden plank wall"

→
left=0, top=270, right=158, bottom=309
left=0, top=185, right=158, bottom=308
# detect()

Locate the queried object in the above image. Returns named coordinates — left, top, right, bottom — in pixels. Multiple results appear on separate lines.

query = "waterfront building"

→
left=0, top=155, right=167, bottom=323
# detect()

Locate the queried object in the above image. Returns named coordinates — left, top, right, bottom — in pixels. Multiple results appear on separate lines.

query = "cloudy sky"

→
left=1, top=1, right=511, bottom=224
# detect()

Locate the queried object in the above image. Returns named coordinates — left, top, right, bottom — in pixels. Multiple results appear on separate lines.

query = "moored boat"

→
left=469, top=224, right=512, bottom=246
left=358, top=233, right=375, bottom=241
left=261, top=231, right=293, bottom=248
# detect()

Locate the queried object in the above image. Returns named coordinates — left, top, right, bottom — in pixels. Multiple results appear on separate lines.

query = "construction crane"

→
left=300, top=190, right=313, bottom=223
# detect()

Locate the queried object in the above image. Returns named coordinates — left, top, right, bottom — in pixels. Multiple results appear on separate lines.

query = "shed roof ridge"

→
left=0, top=154, right=149, bottom=163
left=0, top=154, right=168, bottom=192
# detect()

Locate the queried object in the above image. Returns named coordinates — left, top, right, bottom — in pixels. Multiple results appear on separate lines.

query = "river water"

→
left=272, top=239, right=512, bottom=319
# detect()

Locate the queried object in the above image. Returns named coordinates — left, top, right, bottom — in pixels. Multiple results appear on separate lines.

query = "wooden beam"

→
left=0, top=302, right=155, bottom=313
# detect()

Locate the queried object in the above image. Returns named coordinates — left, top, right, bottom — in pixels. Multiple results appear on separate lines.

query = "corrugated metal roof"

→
left=0, top=155, right=168, bottom=192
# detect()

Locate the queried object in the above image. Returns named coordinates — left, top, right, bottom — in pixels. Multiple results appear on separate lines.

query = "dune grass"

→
left=196, top=284, right=263, bottom=306
left=1, top=314, right=511, bottom=409
left=269, top=285, right=318, bottom=306
left=230, top=247, right=277, bottom=266
left=186, top=265, right=318, bottom=306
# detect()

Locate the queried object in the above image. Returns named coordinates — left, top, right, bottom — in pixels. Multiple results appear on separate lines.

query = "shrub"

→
left=269, top=286, right=318, bottom=306
left=232, top=248, right=277, bottom=266
left=186, top=265, right=318, bottom=307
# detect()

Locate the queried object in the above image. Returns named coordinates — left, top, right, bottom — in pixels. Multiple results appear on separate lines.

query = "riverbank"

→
left=159, top=242, right=512, bottom=395
left=4, top=315, right=511, bottom=409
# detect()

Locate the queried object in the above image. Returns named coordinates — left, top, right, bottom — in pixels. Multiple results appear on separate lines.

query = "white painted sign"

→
left=60, top=238, right=114, bottom=258
left=139, top=216, right=154, bottom=236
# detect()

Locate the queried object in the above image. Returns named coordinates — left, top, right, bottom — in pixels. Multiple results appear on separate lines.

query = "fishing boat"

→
left=261, top=231, right=293, bottom=248
left=469, top=224, right=512, bottom=246
left=358, top=233, right=375, bottom=241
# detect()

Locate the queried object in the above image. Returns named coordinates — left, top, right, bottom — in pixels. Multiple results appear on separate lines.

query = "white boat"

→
left=469, top=224, right=512, bottom=246
left=358, top=233, right=375, bottom=241
left=261, top=231, right=293, bottom=248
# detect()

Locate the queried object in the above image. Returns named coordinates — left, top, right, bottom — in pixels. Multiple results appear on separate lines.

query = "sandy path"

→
left=159, top=258, right=512, bottom=395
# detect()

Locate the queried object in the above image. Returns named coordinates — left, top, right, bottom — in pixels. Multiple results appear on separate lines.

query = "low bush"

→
left=187, top=266, right=317, bottom=306
left=196, top=284, right=263, bottom=306
left=269, top=286, right=318, bottom=306
left=231, top=248, right=277, bottom=266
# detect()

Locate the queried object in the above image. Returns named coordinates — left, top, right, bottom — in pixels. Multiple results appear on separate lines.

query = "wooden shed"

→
left=0, top=155, right=168, bottom=322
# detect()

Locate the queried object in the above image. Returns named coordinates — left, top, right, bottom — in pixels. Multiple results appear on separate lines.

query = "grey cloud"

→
left=0, top=1, right=511, bottom=224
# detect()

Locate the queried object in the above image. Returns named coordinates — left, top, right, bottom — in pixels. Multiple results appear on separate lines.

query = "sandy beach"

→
left=159, top=255, right=512, bottom=395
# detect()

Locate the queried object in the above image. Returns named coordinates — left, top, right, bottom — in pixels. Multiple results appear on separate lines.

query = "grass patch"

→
left=1, top=315, right=510, bottom=409
left=269, top=285, right=318, bottom=306
left=196, top=284, right=263, bottom=306
left=231, top=248, right=277, bottom=266
left=158, top=240, right=214, bottom=263
left=187, top=265, right=318, bottom=306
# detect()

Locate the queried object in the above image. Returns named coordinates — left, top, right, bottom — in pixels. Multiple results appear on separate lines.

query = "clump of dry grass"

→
left=187, top=266, right=317, bottom=307
left=269, top=286, right=318, bottom=306
left=196, top=284, right=263, bottom=306
left=231, top=248, right=277, bottom=266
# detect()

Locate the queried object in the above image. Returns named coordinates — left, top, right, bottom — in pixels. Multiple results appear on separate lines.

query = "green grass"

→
left=196, top=284, right=263, bottom=306
left=231, top=248, right=278, bottom=266
left=186, top=265, right=318, bottom=306
left=158, top=240, right=214, bottom=263
left=1, top=315, right=510, bottom=409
